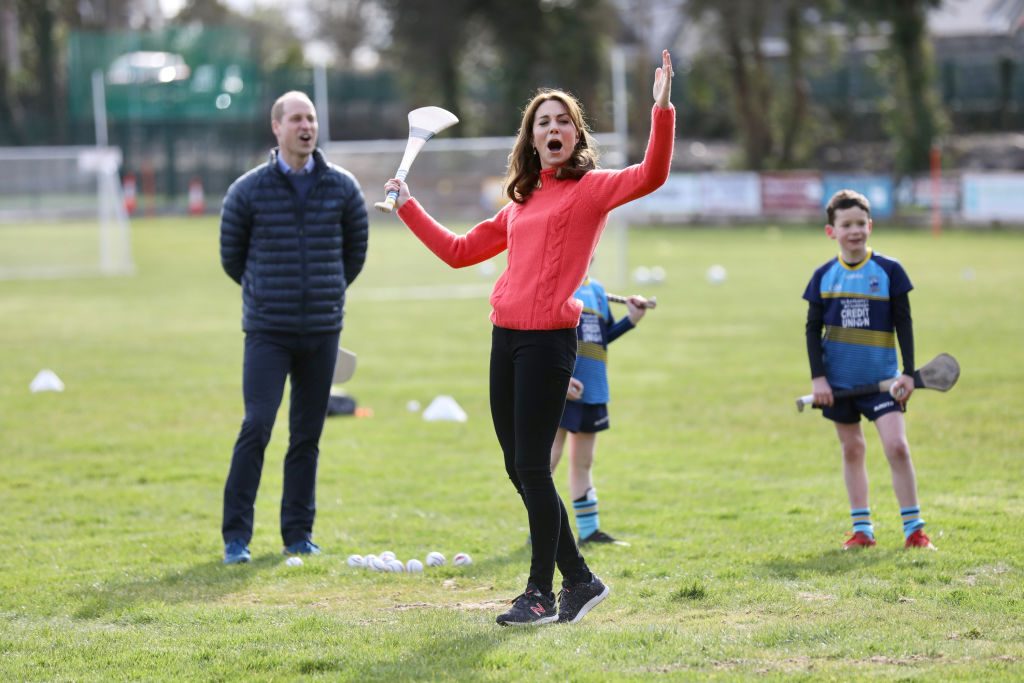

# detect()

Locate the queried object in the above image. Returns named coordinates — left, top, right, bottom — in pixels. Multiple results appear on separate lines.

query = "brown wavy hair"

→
left=504, top=89, right=599, bottom=204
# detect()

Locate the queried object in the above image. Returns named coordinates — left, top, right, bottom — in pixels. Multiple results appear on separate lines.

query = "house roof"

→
left=928, top=0, right=1024, bottom=37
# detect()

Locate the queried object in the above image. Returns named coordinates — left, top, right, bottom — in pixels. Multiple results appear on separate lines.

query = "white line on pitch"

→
left=354, top=283, right=493, bottom=302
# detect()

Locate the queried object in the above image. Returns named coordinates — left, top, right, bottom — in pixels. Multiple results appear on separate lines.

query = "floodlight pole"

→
left=610, top=44, right=629, bottom=168
left=91, top=69, right=108, bottom=147
left=313, top=63, right=330, bottom=143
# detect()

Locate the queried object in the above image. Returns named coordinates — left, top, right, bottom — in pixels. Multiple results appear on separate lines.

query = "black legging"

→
left=489, top=326, right=590, bottom=593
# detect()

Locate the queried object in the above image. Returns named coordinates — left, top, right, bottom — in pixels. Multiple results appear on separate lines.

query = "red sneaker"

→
left=904, top=529, right=936, bottom=550
left=842, top=531, right=877, bottom=550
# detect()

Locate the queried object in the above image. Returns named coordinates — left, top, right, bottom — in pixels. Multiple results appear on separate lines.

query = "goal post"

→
left=323, top=132, right=629, bottom=290
left=0, top=146, right=134, bottom=280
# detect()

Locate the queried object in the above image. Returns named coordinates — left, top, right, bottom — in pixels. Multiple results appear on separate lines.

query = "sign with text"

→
left=962, top=173, right=1024, bottom=221
left=698, top=172, right=761, bottom=216
left=761, top=173, right=823, bottom=217
left=822, top=175, right=894, bottom=219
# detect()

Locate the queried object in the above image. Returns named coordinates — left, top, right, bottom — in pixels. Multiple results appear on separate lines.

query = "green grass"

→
left=1, top=217, right=1022, bottom=681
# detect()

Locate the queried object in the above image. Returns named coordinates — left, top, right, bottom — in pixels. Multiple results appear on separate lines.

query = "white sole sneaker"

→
left=559, top=582, right=610, bottom=624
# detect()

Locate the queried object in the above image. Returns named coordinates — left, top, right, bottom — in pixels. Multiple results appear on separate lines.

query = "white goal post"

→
left=323, top=133, right=630, bottom=290
left=0, top=146, right=134, bottom=280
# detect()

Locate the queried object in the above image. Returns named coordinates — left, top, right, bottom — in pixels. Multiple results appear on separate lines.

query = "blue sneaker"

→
left=283, top=539, right=321, bottom=556
left=224, top=539, right=251, bottom=565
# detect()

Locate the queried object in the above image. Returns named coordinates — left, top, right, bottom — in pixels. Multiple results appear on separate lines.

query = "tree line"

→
left=0, top=0, right=953, bottom=174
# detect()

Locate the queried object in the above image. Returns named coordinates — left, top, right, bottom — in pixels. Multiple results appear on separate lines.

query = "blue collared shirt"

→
left=277, top=155, right=315, bottom=175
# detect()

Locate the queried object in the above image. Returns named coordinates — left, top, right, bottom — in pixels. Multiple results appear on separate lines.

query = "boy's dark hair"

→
left=826, top=189, right=871, bottom=225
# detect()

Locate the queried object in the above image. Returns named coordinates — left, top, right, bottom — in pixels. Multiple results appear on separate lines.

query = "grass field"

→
left=1, top=216, right=1022, bottom=681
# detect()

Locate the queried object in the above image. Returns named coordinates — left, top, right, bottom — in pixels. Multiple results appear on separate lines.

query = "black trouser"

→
left=222, top=330, right=339, bottom=547
left=490, top=326, right=590, bottom=594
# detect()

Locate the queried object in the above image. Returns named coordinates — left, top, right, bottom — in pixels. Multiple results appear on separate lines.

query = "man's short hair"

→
left=271, top=91, right=314, bottom=122
left=826, top=189, right=871, bottom=225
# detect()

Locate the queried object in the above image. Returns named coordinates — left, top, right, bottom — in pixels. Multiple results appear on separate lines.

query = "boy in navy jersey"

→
left=550, top=276, right=648, bottom=546
left=804, top=189, right=935, bottom=551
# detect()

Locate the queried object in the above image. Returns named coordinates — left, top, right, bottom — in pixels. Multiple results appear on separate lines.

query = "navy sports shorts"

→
left=823, top=391, right=905, bottom=424
left=560, top=401, right=610, bottom=433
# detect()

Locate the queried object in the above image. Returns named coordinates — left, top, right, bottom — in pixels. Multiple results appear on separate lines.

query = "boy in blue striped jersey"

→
left=549, top=276, right=648, bottom=546
left=804, top=189, right=935, bottom=551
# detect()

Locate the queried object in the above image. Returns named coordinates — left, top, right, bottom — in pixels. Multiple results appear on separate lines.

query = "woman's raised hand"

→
left=653, top=49, right=673, bottom=109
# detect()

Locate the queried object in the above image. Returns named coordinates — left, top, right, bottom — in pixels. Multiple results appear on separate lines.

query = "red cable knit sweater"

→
left=397, top=105, right=675, bottom=330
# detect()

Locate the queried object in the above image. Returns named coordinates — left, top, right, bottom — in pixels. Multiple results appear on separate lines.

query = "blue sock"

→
left=851, top=507, right=874, bottom=538
left=901, top=506, right=925, bottom=538
left=574, top=488, right=599, bottom=540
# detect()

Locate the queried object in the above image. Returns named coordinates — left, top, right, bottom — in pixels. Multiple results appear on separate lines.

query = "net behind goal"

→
left=323, top=133, right=629, bottom=289
left=0, top=146, right=134, bottom=280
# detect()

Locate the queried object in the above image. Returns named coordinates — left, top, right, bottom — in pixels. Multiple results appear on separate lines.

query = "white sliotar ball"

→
left=633, top=266, right=651, bottom=284
left=407, top=400, right=421, bottom=412
left=406, top=558, right=424, bottom=573
left=346, top=554, right=365, bottom=568
left=706, top=264, right=727, bottom=285
left=379, top=551, right=397, bottom=562
left=425, top=551, right=445, bottom=567
left=368, top=555, right=387, bottom=572
left=285, top=556, right=303, bottom=567
left=650, top=265, right=666, bottom=283
left=453, top=552, right=472, bottom=566
left=386, top=559, right=405, bottom=572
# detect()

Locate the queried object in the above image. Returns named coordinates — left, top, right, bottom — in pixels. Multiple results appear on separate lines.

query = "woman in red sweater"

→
left=385, top=49, right=675, bottom=626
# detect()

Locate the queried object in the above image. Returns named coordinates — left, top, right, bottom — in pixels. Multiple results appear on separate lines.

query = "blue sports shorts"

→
left=823, top=391, right=904, bottom=424
left=560, top=401, right=610, bottom=433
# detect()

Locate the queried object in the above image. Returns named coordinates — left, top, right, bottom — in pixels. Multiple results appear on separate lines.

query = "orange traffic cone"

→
left=188, top=177, right=204, bottom=216
left=123, top=172, right=137, bottom=214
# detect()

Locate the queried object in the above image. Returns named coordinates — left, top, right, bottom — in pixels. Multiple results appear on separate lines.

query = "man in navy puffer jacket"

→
left=219, top=91, right=368, bottom=564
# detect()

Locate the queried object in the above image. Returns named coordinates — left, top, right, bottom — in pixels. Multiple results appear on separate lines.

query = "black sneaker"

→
left=496, top=585, right=558, bottom=626
left=579, top=530, right=630, bottom=546
left=557, top=574, right=610, bottom=624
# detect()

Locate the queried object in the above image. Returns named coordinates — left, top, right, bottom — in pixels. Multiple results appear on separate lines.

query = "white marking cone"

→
left=422, top=395, right=467, bottom=422
left=30, top=369, right=65, bottom=393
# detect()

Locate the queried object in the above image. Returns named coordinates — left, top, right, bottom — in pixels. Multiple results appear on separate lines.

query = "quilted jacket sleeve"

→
left=220, top=175, right=253, bottom=285
left=339, top=171, right=369, bottom=286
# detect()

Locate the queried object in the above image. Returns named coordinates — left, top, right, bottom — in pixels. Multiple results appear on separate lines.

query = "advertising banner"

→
left=962, top=173, right=1024, bottom=221
left=761, top=173, right=823, bottom=217
left=822, top=175, right=894, bottom=219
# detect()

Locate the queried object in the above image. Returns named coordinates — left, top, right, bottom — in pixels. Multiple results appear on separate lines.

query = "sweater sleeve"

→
left=585, top=105, right=675, bottom=212
left=396, top=198, right=509, bottom=268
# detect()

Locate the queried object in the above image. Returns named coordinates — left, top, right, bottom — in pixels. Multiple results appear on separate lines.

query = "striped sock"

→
left=573, top=488, right=600, bottom=540
left=851, top=507, right=874, bottom=538
left=901, top=506, right=925, bottom=538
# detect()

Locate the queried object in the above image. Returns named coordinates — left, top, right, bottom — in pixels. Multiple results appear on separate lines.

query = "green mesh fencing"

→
left=68, top=27, right=262, bottom=121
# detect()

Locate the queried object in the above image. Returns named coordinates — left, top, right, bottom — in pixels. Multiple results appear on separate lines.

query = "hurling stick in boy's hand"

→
left=795, top=353, right=960, bottom=412
left=374, top=106, right=459, bottom=213
left=607, top=293, right=657, bottom=309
